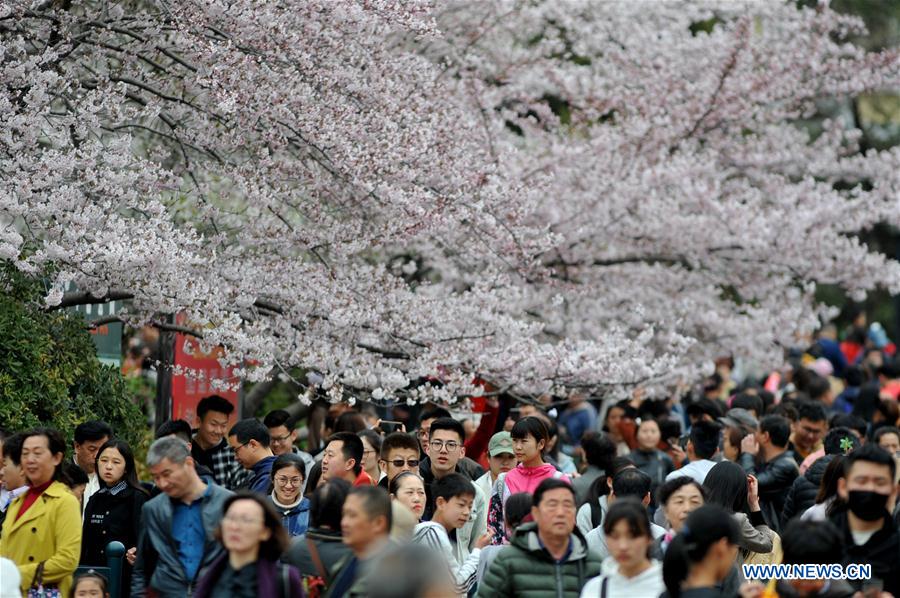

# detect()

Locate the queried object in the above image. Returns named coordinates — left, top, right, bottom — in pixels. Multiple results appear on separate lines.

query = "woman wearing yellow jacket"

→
left=0, top=428, right=82, bottom=596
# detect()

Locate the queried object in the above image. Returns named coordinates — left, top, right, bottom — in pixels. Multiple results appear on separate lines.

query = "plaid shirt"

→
left=191, top=437, right=246, bottom=489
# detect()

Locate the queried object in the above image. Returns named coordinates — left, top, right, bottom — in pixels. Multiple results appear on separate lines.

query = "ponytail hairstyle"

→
left=662, top=504, right=740, bottom=598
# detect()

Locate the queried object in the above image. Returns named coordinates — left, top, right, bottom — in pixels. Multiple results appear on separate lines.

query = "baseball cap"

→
left=488, top=432, right=514, bottom=457
left=718, top=408, right=758, bottom=431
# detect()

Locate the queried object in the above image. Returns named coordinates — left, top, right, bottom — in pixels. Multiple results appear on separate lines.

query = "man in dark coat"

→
left=739, top=415, right=799, bottom=534
left=780, top=426, right=861, bottom=528
left=828, top=444, right=899, bottom=597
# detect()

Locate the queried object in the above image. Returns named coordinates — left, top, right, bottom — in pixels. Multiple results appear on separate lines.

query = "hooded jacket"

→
left=476, top=522, right=602, bottom=598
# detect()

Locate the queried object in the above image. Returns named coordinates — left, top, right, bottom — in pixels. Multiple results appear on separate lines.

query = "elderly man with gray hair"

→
left=131, top=436, right=232, bottom=597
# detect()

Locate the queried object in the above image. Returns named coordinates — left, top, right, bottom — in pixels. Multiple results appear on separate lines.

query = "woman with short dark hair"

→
left=193, top=492, right=302, bottom=598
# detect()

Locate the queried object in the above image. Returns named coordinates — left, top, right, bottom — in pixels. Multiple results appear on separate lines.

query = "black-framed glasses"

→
left=387, top=458, right=419, bottom=468
left=232, top=441, right=249, bottom=455
left=429, top=440, right=460, bottom=452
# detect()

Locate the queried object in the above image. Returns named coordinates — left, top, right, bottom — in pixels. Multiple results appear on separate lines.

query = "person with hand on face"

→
left=420, top=418, right=488, bottom=563
left=193, top=492, right=303, bottom=598
left=321, top=432, right=373, bottom=487
left=325, top=486, right=394, bottom=598
left=191, top=395, right=245, bottom=489
left=131, top=436, right=233, bottom=597
left=80, top=439, right=150, bottom=592
left=580, top=499, right=665, bottom=598
left=377, top=432, right=420, bottom=490
left=661, top=505, right=741, bottom=598
left=267, top=453, right=310, bottom=537
left=389, top=471, right=426, bottom=521
left=487, top=417, right=568, bottom=545
left=478, top=478, right=602, bottom=598
left=739, top=415, right=799, bottom=534
left=702, top=461, right=773, bottom=575
left=828, top=443, right=900, bottom=597
left=0, top=428, right=82, bottom=597
left=665, top=421, right=721, bottom=486
left=413, top=473, right=491, bottom=596
left=72, top=420, right=112, bottom=514
left=655, top=477, right=706, bottom=557
left=228, top=418, right=277, bottom=494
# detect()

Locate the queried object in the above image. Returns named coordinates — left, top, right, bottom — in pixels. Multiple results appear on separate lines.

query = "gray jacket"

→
left=131, top=481, right=232, bottom=597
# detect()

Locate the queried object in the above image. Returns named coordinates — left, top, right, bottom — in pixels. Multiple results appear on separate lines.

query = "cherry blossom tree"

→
left=2, top=0, right=899, bottom=404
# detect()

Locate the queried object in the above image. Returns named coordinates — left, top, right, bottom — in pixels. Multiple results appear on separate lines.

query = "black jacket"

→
left=781, top=454, right=833, bottom=528
left=829, top=507, right=900, bottom=597
left=739, top=450, right=798, bottom=534
left=81, top=484, right=149, bottom=592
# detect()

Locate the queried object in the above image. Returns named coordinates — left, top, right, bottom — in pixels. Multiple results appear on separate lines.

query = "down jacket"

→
left=781, top=454, right=833, bottom=528
left=476, top=522, right=602, bottom=598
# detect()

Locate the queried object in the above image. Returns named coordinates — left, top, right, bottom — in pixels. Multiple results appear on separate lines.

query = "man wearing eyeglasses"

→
left=419, top=418, right=488, bottom=567
left=264, top=409, right=315, bottom=494
left=377, top=432, right=422, bottom=490
left=227, top=419, right=276, bottom=494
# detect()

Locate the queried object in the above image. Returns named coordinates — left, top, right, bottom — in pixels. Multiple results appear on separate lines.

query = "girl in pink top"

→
left=487, top=417, right=569, bottom=544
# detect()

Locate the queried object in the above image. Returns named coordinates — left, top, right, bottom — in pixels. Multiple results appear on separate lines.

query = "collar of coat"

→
left=512, top=522, right=591, bottom=563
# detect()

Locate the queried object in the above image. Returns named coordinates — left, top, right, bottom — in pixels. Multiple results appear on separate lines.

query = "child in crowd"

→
left=413, top=473, right=491, bottom=596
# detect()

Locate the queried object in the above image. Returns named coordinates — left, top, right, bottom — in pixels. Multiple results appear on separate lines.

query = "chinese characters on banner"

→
left=170, top=313, right=239, bottom=428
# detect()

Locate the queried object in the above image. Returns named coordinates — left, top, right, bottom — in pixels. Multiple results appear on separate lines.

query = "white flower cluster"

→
left=2, top=1, right=898, bottom=403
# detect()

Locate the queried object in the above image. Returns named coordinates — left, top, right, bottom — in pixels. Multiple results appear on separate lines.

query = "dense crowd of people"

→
left=0, top=322, right=899, bottom=597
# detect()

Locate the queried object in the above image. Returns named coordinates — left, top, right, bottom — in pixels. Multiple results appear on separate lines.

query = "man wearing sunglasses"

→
left=377, top=432, right=422, bottom=490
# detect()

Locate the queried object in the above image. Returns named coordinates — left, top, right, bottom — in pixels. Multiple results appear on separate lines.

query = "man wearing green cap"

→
left=474, top=432, right=517, bottom=532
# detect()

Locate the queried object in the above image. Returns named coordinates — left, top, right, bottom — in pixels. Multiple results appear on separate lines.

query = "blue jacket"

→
left=245, top=456, right=277, bottom=494
left=131, top=480, right=232, bottom=597
left=268, top=495, right=310, bottom=537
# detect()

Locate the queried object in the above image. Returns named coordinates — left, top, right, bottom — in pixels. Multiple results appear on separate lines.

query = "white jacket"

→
left=413, top=521, right=482, bottom=596
left=580, top=558, right=664, bottom=598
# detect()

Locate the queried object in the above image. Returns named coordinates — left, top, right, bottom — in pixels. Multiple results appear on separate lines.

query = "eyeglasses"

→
left=270, top=433, right=292, bottom=444
left=274, top=476, right=303, bottom=487
left=232, top=442, right=249, bottom=455
left=387, top=458, right=420, bottom=468
left=363, top=449, right=376, bottom=456
left=429, top=440, right=460, bottom=452
left=223, top=514, right=264, bottom=526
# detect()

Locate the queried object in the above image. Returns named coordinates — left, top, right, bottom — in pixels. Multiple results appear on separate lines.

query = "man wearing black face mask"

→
left=829, top=443, right=899, bottom=597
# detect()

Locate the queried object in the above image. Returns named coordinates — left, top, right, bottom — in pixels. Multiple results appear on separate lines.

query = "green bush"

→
left=0, top=265, right=145, bottom=448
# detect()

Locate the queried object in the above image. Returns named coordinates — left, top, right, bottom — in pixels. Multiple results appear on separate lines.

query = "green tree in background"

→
left=0, top=264, right=145, bottom=448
